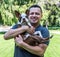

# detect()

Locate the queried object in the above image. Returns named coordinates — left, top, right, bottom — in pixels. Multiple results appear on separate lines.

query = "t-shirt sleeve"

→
left=41, top=28, right=50, bottom=45
left=11, top=24, right=18, bottom=29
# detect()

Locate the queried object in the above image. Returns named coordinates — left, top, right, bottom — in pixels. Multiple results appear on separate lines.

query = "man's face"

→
left=28, top=7, right=42, bottom=24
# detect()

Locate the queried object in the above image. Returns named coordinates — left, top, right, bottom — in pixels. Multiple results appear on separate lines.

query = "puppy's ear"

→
left=25, top=9, right=29, bottom=16
left=15, top=10, right=21, bottom=18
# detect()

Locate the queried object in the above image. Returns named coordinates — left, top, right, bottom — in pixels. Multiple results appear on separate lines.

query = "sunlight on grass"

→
left=0, top=31, right=60, bottom=57
left=0, top=34, right=14, bottom=57
left=45, top=33, right=60, bottom=57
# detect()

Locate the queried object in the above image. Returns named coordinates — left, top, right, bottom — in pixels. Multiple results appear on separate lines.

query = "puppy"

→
left=14, top=10, right=53, bottom=46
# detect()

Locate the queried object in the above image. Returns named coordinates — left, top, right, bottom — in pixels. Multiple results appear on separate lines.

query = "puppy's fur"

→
left=14, top=10, right=53, bottom=46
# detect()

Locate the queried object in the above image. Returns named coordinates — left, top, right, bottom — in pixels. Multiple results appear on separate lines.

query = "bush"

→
left=48, top=26, right=60, bottom=30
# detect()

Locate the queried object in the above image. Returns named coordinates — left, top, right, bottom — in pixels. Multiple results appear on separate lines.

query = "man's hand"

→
left=26, top=26, right=35, bottom=34
left=15, top=35, right=24, bottom=46
left=21, top=25, right=35, bottom=34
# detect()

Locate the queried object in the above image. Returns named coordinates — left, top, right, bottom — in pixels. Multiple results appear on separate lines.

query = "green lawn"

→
left=0, top=34, right=14, bottom=57
left=45, top=33, right=60, bottom=57
left=0, top=31, right=60, bottom=57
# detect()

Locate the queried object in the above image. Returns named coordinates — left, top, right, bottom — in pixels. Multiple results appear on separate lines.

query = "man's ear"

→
left=25, top=9, right=29, bottom=16
left=40, top=13, right=43, bottom=18
left=15, top=10, right=21, bottom=18
left=41, top=14, right=43, bottom=17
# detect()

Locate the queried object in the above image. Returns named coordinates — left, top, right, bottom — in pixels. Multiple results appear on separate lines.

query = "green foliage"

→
left=48, top=26, right=60, bottom=30
left=0, top=0, right=60, bottom=26
left=43, top=1, right=60, bottom=26
left=0, top=0, right=36, bottom=26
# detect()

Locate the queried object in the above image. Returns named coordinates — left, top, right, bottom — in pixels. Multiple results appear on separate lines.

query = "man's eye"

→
left=36, top=13, right=40, bottom=15
left=30, top=13, right=34, bottom=15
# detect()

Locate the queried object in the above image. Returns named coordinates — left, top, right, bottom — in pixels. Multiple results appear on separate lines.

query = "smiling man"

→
left=4, top=5, right=50, bottom=57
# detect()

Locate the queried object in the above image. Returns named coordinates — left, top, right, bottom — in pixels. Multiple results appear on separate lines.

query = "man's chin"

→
left=31, top=22, right=38, bottom=25
left=31, top=21, right=38, bottom=23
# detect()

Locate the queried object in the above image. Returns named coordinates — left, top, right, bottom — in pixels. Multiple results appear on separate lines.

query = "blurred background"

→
left=0, top=0, right=60, bottom=27
left=0, top=0, right=60, bottom=57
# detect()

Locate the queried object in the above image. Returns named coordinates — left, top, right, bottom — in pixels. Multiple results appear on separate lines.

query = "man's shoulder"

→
left=36, top=25, right=48, bottom=31
left=37, top=26, right=50, bottom=45
left=11, top=24, right=18, bottom=29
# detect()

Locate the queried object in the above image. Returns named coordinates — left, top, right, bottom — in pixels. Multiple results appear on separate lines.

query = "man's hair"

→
left=29, top=5, right=42, bottom=13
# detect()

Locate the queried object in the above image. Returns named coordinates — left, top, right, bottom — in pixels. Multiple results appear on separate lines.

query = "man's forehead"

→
left=29, top=7, right=41, bottom=12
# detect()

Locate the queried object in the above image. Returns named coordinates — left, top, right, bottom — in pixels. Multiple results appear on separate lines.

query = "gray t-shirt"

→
left=12, top=24, right=50, bottom=57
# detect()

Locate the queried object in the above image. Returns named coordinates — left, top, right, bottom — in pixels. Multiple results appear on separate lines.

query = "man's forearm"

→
left=4, top=27, right=26, bottom=40
left=14, top=33, right=47, bottom=56
left=19, top=42, right=46, bottom=56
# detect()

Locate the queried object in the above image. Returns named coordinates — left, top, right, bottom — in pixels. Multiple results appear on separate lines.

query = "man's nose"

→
left=32, top=13, right=36, bottom=16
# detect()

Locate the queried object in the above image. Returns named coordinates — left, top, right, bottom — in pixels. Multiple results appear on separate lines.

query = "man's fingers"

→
left=18, top=35, right=22, bottom=38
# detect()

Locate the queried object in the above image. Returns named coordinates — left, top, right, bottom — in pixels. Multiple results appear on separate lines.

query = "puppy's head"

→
left=15, top=9, right=32, bottom=27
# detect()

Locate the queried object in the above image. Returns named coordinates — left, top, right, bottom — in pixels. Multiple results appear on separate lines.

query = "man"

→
left=4, top=5, right=50, bottom=57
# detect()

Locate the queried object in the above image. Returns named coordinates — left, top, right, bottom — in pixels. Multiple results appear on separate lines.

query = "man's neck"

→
left=31, top=23, right=40, bottom=28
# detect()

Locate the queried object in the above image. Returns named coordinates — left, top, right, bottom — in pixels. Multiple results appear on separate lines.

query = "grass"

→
left=0, top=31, right=60, bottom=57
left=45, top=33, right=60, bottom=57
left=0, top=34, right=14, bottom=57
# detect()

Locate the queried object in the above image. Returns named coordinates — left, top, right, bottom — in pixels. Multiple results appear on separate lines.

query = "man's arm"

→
left=4, top=26, right=34, bottom=40
left=4, top=26, right=29, bottom=40
left=15, top=35, right=48, bottom=56
left=20, top=42, right=47, bottom=56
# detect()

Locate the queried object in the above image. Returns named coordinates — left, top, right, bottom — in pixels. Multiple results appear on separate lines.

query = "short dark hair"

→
left=29, top=5, right=42, bottom=13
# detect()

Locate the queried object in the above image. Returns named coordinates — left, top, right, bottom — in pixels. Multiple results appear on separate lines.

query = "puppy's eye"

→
left=26, top=16, right=28, bottom=18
